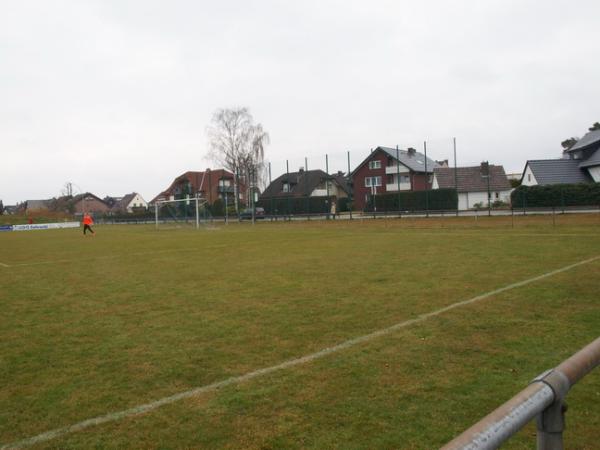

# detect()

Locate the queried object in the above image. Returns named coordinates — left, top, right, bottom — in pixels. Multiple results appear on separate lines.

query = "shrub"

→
left=365, top=189, right=458, bottom=212
left=511, top=183, right=600, bottom=207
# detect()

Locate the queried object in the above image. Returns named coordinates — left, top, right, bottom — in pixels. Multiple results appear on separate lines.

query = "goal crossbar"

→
left=154, top=196, right=208, bottom=229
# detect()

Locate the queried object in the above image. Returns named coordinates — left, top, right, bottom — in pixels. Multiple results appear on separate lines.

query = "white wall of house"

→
left=459, top=190, right=512, bottom=210
left=521, top=165, right=538, bottom=186
left=587, top=166, right=600, bottom=182
left=311, top=185, right=347, bottom=198
left=126, top=194, right=148, bottom=212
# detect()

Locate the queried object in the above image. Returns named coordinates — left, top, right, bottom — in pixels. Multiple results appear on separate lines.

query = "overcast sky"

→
left=2, top=0, right=600, bottom=204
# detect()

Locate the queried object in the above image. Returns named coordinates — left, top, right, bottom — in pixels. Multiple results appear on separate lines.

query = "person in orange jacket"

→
left=82, top=212, right=95, bottom=236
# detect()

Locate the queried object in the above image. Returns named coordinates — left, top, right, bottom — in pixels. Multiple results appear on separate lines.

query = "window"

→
left=282, top=183, right=290, bottom=192
left=369, top=160, right=381, bottom=169
left=527, top=174, right=531, bottom=182
left=365, top=176, right=382, bottom=187
left=401, top=175, right=410, bottom=184
left=387, top=174, right=394, bottom=184
left=495, top=192, right=499, bottom=199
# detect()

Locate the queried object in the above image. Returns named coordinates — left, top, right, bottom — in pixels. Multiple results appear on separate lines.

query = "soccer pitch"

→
left=1, top=217, right=599, bottom=449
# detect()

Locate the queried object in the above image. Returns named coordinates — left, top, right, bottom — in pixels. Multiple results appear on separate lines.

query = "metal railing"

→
left=441, top=337, right=600, bottom=449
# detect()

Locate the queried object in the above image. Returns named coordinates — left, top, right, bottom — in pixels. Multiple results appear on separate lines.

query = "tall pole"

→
left=223, top=178, right=228, bottom=224
left=347, top=151, right=352, bottom=220
left=396, top=145, right=401, bottom=216
left=195, top=195, right=200, bottom=229
left=424, top=141, right=429, bottom=217
left=286, top=160, right=290, bottom=220
left=268, top=162, right=273, bottom=219
left=305, top=157, right=309, bottom=217
left=155, top=200, right=159, bottom=230
left=487, top=161, right=491, bottom=217
left=454, top=137, right=458, bottom=216
left=251, top=166, right=256, bottom=224
left=326, top=154, right=330, bottom=219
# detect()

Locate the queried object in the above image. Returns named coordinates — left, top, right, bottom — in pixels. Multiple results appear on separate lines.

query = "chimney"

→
left=337, top=171, right=344, bottom=176
left=407, top=147, right=416, bottom=155
left=299, top=167, right=304, bottom=173
left=480, top=161, right=490, bottom=176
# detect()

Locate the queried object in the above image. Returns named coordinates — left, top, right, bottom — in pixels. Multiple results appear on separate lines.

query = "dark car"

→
left=239, top=207, right=266, bottom=220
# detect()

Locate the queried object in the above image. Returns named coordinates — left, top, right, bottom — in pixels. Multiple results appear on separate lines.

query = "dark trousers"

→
left=83, top=224, right=94, bottom=234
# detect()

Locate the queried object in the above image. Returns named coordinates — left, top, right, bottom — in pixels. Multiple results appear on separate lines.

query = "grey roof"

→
left=260, top=169, right=348, bottom=198
left=377, top=147, right=440, bottom=173
left=579, top=148, right=600, bottom=168
left=526, top=159, right=591, bottom=185
left=568, top=129, right=600, bottom=151
left=434, top=165, right=511, bottom=193
left=111, top=193, right=138, bottom=211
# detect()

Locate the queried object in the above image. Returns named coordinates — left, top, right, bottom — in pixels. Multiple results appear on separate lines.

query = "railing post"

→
left=536, top=399, right=567, bottom=450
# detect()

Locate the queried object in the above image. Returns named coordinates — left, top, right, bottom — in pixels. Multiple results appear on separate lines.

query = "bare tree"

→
left=206, top=108, right=269, bottom=212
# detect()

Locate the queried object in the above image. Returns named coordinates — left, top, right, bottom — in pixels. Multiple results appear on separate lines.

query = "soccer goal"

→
left=154, top=196, right=211, bottom=229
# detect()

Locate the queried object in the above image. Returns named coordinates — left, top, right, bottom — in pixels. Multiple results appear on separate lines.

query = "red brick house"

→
left=351, top=147, right=441, bottom=210
left=151, top=169, right=247, bottom=206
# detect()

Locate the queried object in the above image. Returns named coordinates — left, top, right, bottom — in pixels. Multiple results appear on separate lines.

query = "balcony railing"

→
left=385, top=183, right=412, bottom=192
left=385, top=165, right=410, bottom=175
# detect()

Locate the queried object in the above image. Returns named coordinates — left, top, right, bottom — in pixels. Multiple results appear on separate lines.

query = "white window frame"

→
left=365, top=176, right=382, bottom=187
left=369, top=160, right=382, bottom=170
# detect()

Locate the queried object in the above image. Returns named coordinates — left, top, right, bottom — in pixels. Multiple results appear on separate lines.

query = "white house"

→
left=433, top=163, right=512, bottom=210
left=111, top=192, right=148, bottom=213
left=521, top=128, right=600, bottom=186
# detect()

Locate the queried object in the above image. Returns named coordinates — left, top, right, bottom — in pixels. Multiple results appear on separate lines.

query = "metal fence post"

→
left=536, top=398, right=567, bottom=450
left=347, top=151, right=353, bottom=220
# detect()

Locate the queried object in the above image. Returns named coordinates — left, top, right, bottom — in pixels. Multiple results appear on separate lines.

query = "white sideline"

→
left=0, top=262, right=9, bottom=267
left=2, top=255, right=599, bottom=449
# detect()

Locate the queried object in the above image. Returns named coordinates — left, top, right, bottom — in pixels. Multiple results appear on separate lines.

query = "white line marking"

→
left=0, top=262, right=9, bottom=267
left=2, top=255, right=599, bottom=450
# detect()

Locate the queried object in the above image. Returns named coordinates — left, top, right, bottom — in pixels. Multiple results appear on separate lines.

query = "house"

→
left=260, top=168, right=349, bottom=200
left=351, top=146, right=441, bottom=210
left=109, top=193, right=148, bottom=213
left=433, top=163, right=512, bottom=210
left=151, top=169, right=246, bottom=206
left=521, top=128, right=600, bottom=186
left=3, top=205, right=18, bottom=215
left=25, top=199, right=51, bottom=212
left=521, top=160, right=591, bottom=186
left=71, top=193, right=111, bottom=214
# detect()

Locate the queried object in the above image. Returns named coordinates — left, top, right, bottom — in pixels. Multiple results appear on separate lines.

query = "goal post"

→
left=154, top=196, right=209, bottom=229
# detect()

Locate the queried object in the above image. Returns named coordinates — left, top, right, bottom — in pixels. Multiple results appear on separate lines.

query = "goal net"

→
left=154, top=196, right=212, bottom=229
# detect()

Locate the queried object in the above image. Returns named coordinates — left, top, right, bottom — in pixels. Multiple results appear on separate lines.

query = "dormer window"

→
left=282, top=182, right=290, bottom=193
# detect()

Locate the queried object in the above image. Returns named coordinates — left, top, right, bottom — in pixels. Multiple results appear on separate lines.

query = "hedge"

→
left=257, top=196, right=350, bottom=215
left=511, top=183, right=600, bottom=207
left=365, top=189, right=458, bottom=212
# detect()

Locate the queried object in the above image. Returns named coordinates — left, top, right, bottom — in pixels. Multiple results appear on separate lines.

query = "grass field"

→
left=1, top=215, right=599, bottom=449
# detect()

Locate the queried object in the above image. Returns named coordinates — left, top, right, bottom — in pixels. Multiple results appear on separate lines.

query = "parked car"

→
left=239, top=207, right=266, bottom=220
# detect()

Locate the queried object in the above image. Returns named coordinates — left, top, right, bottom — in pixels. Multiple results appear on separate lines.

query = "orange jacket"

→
left=83, top=215, right=93, bottom=225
